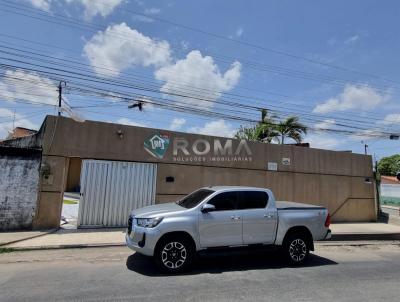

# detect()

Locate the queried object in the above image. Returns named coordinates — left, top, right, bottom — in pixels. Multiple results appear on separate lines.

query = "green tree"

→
left=234, top=125, right=259, bottom=141
left=275, top=116, right=307, bottom=144
left=234, top=109, right=279, bottom=143
left=377, top=154, right=400, bottom=176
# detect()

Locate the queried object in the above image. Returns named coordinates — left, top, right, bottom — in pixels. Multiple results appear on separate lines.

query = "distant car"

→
left=126, top=186, right=331, bottom=273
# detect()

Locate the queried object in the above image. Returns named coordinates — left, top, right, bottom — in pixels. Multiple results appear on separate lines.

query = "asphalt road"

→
left=1, top=244, right=400, bottom=302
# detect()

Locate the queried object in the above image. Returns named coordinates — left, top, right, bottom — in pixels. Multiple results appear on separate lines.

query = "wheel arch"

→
left=283, top=226, right=314, bottom=251
left=155, top=231, right=197, bottom=253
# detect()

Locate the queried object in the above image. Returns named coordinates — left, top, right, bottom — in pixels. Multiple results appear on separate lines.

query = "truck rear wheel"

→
left=283, top=234, right=310, bottom=265
left=155, top=236, right=195, bottom=273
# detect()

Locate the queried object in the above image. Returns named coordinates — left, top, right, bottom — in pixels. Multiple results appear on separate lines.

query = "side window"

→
left=207, top=192, right=238, bottom=211
left=238, top=191, right=268, bottom=209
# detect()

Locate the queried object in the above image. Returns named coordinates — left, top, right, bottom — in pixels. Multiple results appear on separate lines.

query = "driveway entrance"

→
left=78, top=160, right=157, bottom=227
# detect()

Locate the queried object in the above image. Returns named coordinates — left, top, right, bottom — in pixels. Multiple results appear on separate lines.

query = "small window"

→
left=238, top=191, right=268, bottom=209
left=207, top=192, right=238, bottom=211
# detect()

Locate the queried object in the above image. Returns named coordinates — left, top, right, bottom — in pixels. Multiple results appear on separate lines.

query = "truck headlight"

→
left=136, top=217, right=163, bottom=228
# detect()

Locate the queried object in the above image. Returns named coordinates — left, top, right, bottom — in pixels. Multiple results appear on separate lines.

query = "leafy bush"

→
left=377, top=154, right=400, bottom=176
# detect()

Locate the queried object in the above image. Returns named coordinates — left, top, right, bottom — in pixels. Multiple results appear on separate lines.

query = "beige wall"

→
left=155, top=163, right=376, bottom=222
left=33, top=155, right=69, bottom=229
left=32, top=116, right=376, bottom=228
left=66, top=158, right=82, bottom=192
left=41, top=116, right=373, bottom=177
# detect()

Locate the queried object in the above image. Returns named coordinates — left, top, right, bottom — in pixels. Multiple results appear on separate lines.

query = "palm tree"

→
left=276, top=116, right=307, bottom=144
left=257, top=109, right=279, bottom=143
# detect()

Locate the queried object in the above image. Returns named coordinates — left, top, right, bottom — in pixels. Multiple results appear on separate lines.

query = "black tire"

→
left=154, top=235, right=195, bottom=273
left=283, top=233, right=310, bottom=265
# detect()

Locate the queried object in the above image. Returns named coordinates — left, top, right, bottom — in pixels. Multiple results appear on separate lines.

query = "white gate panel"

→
left=78, top=160, right=109, bottom=227
left=103, top=161, right=157, bottom=226
left=78, top=160, right=157, bottom=227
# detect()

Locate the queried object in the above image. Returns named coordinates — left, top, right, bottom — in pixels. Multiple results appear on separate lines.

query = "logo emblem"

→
left=144, top=132, right=170, bottom=159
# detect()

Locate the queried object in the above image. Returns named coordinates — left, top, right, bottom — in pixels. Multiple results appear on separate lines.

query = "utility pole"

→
left=58, top=82, right=62, bottom=116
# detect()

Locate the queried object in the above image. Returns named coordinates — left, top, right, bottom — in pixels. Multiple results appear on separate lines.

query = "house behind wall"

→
left=2, top=115, right=377, bottom=229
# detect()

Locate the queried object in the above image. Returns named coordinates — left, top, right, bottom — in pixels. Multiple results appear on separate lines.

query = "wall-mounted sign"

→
left=282, top=158, right=291, bottom=165
left=144, top=132, right=171, bottom=159
left=144, top=132, right=253, bottom=162
left=267, top=162, right=278, bottom=171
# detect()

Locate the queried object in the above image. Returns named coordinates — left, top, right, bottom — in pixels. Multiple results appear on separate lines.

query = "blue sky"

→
left=0, top=0, right=400, bottom=159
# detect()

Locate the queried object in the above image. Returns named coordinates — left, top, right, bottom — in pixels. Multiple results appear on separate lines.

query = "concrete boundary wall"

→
left=2, top=116, right=377, bottom=228
left=0, top=147, right=41, bottom=230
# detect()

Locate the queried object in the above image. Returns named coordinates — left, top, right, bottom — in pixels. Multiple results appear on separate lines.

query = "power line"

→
left=1, top=1, right=400, bottom=94
left=7, top=0, right=396, bottom=85
left=0, top=58, right=397, bottom=138
left=0, top=44, right=393, bottom=128
left=0, top=35, right=396, bottom=126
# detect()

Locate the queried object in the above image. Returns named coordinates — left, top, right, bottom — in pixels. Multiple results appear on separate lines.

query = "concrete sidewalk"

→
left=330, top=223, right=400, bottom=241
left=1, top=223, right=400, bottom=250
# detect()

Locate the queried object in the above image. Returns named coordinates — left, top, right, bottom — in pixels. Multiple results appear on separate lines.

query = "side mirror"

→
left=201, top=204, right=216, bottom=213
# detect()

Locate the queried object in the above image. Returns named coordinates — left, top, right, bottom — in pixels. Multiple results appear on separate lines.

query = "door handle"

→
left=230, top=216, right=241, bottom=220
left=264, top=214, right=274, bottom=218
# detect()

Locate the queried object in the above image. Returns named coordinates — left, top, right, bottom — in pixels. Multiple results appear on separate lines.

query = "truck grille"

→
left=127, top=216, right=133, bottom=235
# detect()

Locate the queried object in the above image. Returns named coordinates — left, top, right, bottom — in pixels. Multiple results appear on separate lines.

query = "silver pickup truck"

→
left=126, top=186, right=331, bottom=273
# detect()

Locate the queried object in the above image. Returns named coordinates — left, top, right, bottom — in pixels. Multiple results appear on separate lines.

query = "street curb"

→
left=316, top=241, right=400, bottom=247
left=331, top=233, right=400, bottom=241
left=5, top=243, right=126, bottom=251
left=0, top=228, right=59, bottom=247
left=6, top=239, right=400, bottom=252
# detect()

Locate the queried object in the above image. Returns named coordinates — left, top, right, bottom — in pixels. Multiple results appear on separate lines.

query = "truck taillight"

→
left=325, top=213, right=331, bottom=227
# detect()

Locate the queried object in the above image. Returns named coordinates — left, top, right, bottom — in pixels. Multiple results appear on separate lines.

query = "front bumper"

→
left=323, top=229, right=332, bottom=240
left=125, top=224, right=161, bottom=256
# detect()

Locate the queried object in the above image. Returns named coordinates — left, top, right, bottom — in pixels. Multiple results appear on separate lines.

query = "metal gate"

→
left=78, top=160, right=157, bottom=227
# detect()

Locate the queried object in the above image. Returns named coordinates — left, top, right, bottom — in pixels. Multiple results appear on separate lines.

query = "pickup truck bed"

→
left=276, top=201, right=326, bottom=210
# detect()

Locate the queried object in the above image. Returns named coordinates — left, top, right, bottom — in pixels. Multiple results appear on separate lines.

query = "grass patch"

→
left=381, top=196, right=400, bottom=207
left=63, top=199, right=78, bottom=205
left=0, top=247, right=17, bottom=254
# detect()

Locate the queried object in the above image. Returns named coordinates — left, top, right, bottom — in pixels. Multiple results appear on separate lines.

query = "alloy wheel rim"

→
left=289, top=239, right=307, bottom=262
left=161, top=241, right=187, bottom=269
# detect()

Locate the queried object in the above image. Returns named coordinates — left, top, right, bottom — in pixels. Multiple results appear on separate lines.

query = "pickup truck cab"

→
left=126, top=186, right=331, bottom=273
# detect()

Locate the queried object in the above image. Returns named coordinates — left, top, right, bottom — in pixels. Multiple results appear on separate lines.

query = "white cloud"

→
left=313, top=84, right=388, bottom=114
left=83, top=23, right=172, bottom=77
left=0, top=108, right=39, bottom=139
left=305, top=133, right=342, bottom=150
left=378, top=113, right=400, bottom=126
left=27, top=0, right=52, bottom=11
left=144, top=7, right=160, bottom=15
left=0, top=69, right=58, bottom=105
left=235, top=27, right=244, bottom=38
left=345, top=35, right=359, bottom=45
left=155, top=50, right=241, bottom=108
left=116, top=117, right=146, bottom=127
left=66, top=0, right=123, bottom=20
left=187, top=119, right=235, bottom=138
left=170, top=118, right=186, bottom=130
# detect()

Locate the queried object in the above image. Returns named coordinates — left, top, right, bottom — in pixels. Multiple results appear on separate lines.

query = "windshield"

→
left=177, top=189, right=214, bottom=209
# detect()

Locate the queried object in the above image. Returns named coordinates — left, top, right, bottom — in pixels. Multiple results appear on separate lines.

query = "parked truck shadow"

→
left=126, top=248, right=337, bottom=277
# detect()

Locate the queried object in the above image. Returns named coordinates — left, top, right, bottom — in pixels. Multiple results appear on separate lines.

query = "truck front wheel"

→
left=283, top=234, right=310, bottom=265
left=154, top=236, right=195, bottom=273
